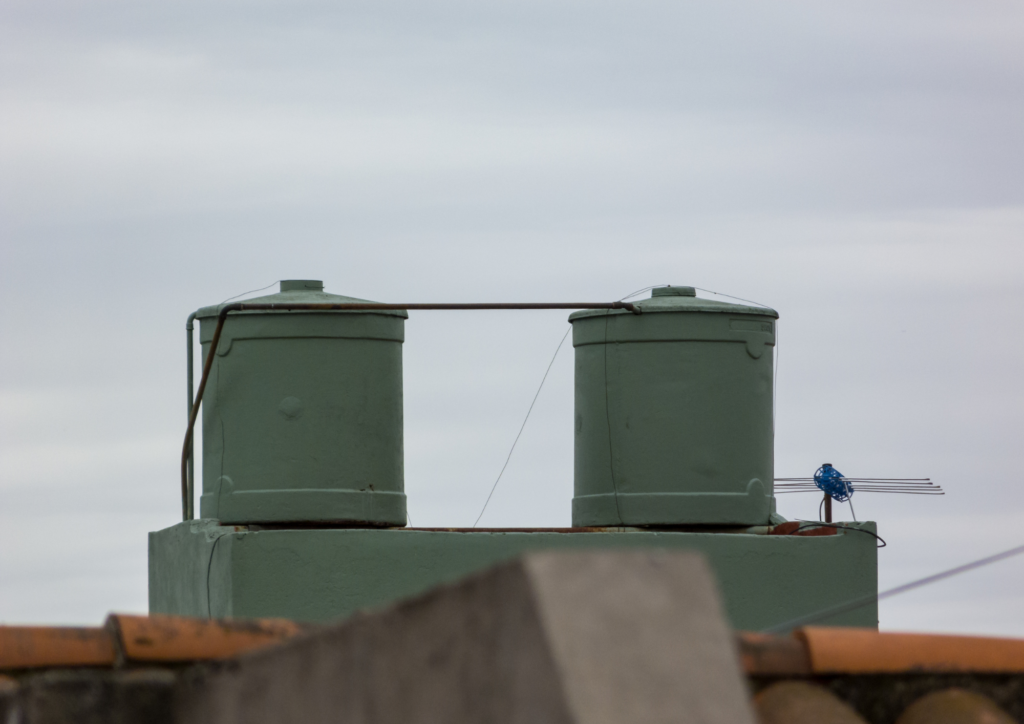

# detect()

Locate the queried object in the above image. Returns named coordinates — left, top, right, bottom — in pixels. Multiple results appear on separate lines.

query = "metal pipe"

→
left=774, top=479, right=937, bottom=483
left=775, top=490, right=943, bottom=495
left=777, top=487, right=942, bottom=492
left=185, top=312, right=197, bottom=521
left=226, top=302, right=642, bottom=312
left=180, top=300, right=640, bottom=520
left=775, top=484, right=940, bottom=490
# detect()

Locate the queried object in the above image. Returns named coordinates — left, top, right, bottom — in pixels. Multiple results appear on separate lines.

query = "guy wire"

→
left=763, top=541, right=1024, bottom=634
left=693, top=287, right=773, bottom=309
left=472, top=284, right=762, bottom=528
left=692, top=287, right=778, bottom=433
left=473, top=326, right=572, bottom=527
left=220, top=280, right=280, bottom=304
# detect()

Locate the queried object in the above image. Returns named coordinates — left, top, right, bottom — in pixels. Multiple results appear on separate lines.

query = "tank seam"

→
left=603, top=315, right=624, bottom=525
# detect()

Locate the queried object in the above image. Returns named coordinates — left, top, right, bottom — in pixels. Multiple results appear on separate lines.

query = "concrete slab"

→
left=175, top=550, right=757, bottom=724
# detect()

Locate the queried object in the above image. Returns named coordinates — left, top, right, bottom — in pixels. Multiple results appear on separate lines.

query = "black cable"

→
left=792, top=521, right=886, bottom=548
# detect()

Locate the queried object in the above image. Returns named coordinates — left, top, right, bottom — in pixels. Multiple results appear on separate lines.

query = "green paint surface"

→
left=196, top=281, right=407, bottom=525
left=570, top=287, right=779, bottom=527
left=150, top=521, right=878, bottom=631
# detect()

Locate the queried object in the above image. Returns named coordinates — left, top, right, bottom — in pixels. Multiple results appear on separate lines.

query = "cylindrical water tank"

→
left=570, top=286, right=778, bottom=527
left=196, top=280, right=407, bottom=525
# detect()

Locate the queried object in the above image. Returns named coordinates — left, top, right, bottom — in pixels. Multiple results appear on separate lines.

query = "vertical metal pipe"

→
left=182, top=311, right=228, bottom=520
left=824, top=494, right=832, bottom=524
left=186, top=312, right=197, bottom=521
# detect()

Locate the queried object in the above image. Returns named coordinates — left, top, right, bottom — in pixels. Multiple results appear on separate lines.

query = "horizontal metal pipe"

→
left=775, top=482, right=940, bottom=487
left=775, top=484, right=942, bottom=489
left=180, top=300, right=641, bottom=519
left=774, top=490, right=944, bottom=495
left=774, top=481, right=937, bottom=487
left=228, top=301, right=641, bottom=313
left=775, top=487, right=944, bottom=492
left=775, top=477, right=931, bottom=482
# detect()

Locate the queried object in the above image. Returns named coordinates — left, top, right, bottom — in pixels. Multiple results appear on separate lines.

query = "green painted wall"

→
left=150, top=521, right=878, bottom=631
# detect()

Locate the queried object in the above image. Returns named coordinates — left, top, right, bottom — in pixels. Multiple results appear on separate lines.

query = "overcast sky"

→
left=2, top=0, right=1023, bottom=634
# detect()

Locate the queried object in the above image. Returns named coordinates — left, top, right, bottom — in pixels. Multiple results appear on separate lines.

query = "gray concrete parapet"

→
left=175, top=550, right=756, bottom=724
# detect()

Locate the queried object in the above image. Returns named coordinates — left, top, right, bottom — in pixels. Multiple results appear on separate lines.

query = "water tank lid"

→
left=194, top=280, right=408, bottom=319
left=568, top=285, right=778, bottom=321
left=280, top=279, right=324, bottom=292
left=652, top=286, right=696, bottom=297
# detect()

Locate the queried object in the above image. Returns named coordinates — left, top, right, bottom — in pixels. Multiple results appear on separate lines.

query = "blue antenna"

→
left=814, top=463, right=853, bottom=502
left=775, top=463, right=943, bottom=522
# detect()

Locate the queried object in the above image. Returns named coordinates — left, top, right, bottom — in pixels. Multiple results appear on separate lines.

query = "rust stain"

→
left=769, top=522, right=838, bottom=537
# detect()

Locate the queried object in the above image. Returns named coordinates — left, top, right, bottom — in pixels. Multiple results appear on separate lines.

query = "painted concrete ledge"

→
left=149, top=519, right=879, bottom=630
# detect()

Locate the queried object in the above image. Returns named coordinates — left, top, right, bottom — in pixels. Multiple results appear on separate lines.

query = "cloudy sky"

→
left=2, top=0, right=1023, bottom=634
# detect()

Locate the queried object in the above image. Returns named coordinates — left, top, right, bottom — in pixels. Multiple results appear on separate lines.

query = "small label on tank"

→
left=729, top=319, right=773, bottom=333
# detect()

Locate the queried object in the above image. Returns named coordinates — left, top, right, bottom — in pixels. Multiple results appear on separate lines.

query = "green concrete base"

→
left=149, top=521, right=878, bottom=631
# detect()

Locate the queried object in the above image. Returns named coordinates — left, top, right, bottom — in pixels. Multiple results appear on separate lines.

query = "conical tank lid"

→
left=195, top=280, right=408, bottom=319
left=569, top=285, right=777, bottom=321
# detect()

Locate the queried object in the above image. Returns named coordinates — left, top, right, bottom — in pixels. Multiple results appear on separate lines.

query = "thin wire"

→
left=792, top=522, right=885, bottom=548
left=469, top=283, right=761, bottom=528
left=690, top=286, right=778, bottom=432
left=618, top=284, right=666, bottom=302
left=221, top=280, right=280, bottom=304
left=776, top=477, right=933, bottom=482
left=693, top=287, right=773, bottom=309
left=473, top=326, right=572, bottom=527
left=775, top=481, right=939, bottom=486
left=775, top=485, right=940, bottom=489
left=848, top=498, right=857, bottom=522
left=775, top=490, right=943, bottom=495
left=763, top=541, right=1024, bottom=634
left=624, top=284, right=773, bottom=309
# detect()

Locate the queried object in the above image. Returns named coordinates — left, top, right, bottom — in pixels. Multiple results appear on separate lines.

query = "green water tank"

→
left=196, top=280, right=407, bottom=525
left=570, top=286, right=778, bottom=527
